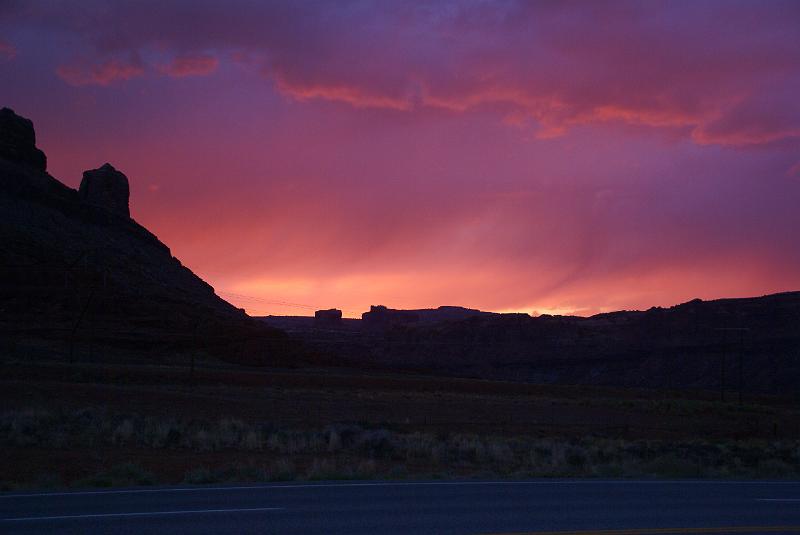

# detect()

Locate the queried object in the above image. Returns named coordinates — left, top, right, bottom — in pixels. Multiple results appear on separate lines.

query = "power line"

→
left=216, top=291, right=317, bottom=310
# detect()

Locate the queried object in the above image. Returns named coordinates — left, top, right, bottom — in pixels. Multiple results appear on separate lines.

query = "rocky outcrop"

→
left=1, top=108, right=294, bottom=367
left=79, top=163, right=130, bottom=217
left=362, top=305, right=420, bottom=329
left=266, top=292, right=800, bottom=394
left=314, top=308, right=343, bottom=327
left=0, top=107, right=47, bottom=171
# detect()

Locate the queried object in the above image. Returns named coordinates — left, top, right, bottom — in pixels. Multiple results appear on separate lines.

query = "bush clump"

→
left=5, top=407, right=800, bottom=487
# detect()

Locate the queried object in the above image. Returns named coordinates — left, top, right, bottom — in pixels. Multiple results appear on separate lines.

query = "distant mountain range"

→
left=261, top=295, right=800, bottom=394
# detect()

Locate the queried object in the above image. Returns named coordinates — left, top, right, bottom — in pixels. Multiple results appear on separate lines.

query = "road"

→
left=4, top=479, right=800, bottom=534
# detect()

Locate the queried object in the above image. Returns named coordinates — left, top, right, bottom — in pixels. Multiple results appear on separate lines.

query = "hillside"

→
left=0, top=107, right=293, bottom=366
left=263, top=293, right=800, bottom=393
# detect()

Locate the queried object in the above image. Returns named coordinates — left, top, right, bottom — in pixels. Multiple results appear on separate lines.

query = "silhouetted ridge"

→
left=261, top=293, right=800, bottom=393
left=0, top=108, right=294, bottom=366
left=0, top=107, right=46, bottom=171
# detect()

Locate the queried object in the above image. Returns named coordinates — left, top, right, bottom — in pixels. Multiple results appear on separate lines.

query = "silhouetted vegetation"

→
left=3, top=407, right=800, bottom=489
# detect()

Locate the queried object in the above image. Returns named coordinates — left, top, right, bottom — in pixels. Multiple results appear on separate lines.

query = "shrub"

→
left=6, top=407, right=800, bottom=486
left=242, top=430, right=263, bottom=451
left=356, top=429, right=395, bottom=458
left=76, top=463, right=155, bottom=488
left=268, top=458, right=296, bottom=481
left=306, top=458, right=340, bottom=480
left=641, top=454, right=700, bottom=478
left=183, top=466, right=219, bottom=484
left=111, top=419, right=134, bottom=445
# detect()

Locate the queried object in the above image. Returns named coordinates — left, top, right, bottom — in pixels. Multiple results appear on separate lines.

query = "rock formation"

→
left=362, top=305, right=420, bottom=329
left=1, top=107, right=294, bottom=366
left=0, top=107, right=47, bottom=171
left=314, top=308, right=343, bottom=327
left=79, top=163, right=130, bottom=217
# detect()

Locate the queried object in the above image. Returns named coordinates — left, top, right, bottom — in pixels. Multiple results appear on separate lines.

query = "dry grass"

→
left=3, top=407, right=800, bottom=489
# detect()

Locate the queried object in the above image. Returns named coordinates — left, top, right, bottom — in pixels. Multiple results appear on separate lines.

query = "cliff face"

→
left=0, top=108, right=291, bottom=365
left=0, top=107, right=46, bottom=171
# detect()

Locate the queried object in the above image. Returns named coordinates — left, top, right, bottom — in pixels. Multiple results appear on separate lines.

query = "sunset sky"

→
left=2, top=1, right=799, bottom=317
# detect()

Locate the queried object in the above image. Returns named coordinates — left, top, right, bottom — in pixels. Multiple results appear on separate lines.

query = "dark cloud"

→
left=4, top=1, right=798, bottom=146
left=56, top=53, right=145, bottom=86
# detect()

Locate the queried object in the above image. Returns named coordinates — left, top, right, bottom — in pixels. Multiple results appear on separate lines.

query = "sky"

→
left=1, top=0, right=799, bottom=317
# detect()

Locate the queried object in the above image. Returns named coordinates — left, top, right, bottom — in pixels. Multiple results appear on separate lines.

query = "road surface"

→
left=4, top=479, right=800, bottom=534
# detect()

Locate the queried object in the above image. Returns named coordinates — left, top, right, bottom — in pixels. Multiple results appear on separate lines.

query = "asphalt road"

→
left=4, top=479, right=800, bottom=534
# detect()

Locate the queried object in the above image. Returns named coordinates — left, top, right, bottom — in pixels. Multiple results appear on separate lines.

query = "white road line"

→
left=3, top=507, right=284, bottom=522
left=3, top=479, right=800, bottom=499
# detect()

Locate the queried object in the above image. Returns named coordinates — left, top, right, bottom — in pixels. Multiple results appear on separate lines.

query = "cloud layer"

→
left=6, top=1, right=800, bottom=145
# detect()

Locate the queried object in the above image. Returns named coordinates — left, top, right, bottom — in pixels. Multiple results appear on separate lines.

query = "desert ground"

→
left=4, top=355, right=800, bottom=489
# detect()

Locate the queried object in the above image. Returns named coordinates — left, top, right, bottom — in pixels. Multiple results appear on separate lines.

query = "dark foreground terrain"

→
left=3, top=357, right=800, bottom=489
left=6, top=479, right=800, bottom=534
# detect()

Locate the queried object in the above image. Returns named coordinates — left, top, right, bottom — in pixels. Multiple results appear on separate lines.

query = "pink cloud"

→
left=692, top=90, right=800, bottom=146
left=159, top=54, right=219, bottom=78
left=250, top=3, right=798, bottom=148
left=12, top=2, right=800, bottom=147
left=274, top=75, right=412, bottom=111
left=57, top=55, right=145, bottom=86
